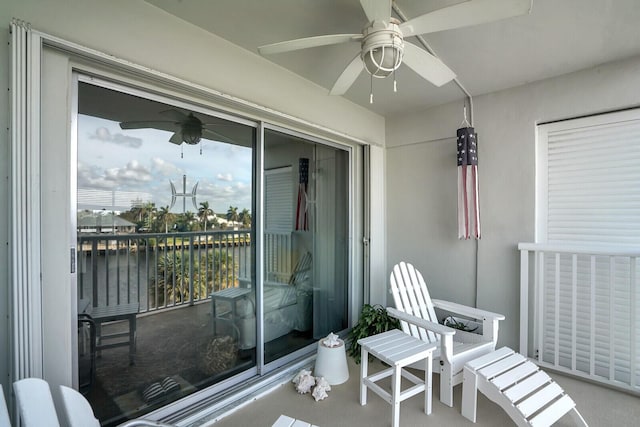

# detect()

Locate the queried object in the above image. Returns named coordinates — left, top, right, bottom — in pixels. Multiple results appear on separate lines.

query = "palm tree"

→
left=198, top=201, right=214, bottom=231
left=143, top=202, right=157, bottom=231
left=156, top=205, right=174, bottom=233
left=226, top=206, right=239, bottom=226
left=183, top=211, right=196, bottom=231
left=239, top=208, right=251, bottom=229
left=151, top=250, right=238, bottom=306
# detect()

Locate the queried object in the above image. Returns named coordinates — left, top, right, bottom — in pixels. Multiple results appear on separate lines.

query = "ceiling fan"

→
left=258, top=0, right=532, bottom=99
left=119, top=109, right=234, bottom=147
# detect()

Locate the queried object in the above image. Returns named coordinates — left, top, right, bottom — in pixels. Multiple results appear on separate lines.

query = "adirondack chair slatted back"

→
left=390, top=262, right=439, bottom=344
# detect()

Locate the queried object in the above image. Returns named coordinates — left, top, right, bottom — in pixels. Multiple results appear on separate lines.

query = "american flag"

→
left=457, top=127, right=481, bottom=239
left=295, top=158, right=309, bottom=231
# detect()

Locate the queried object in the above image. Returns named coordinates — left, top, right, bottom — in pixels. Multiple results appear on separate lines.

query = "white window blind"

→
left=264, top=166, right=293, bottom=232
left=538, top=109, right=640, bottom=246
left=535, top=109, right=640, bottom=391
left=264, top=166, right=294, bottom=281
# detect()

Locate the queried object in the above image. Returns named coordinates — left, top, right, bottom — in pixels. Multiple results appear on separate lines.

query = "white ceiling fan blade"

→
left=119, top=120, right=176, bottom=130
left=360, top=0, right=391, bottom=24
left=202, top=127, right=235, bottom=145
left=159, top=109, right=189, bottom=122
left=330, top=54, right=364, bottom=96
left=169, top=131, right=184, bottom=145
left=400, top=0, right=532, bottom=37
left=258, top=34, right=361, bottom=55
left=402, top=42, right=456, bottom=87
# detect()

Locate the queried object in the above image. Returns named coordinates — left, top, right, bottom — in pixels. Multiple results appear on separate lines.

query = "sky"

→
left=77, top=114, right=253, bottom=215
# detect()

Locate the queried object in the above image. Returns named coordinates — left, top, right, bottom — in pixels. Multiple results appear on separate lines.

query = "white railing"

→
left=519, top=243, right=640, bottom=394
left=264, top=231, right=292, bottom=283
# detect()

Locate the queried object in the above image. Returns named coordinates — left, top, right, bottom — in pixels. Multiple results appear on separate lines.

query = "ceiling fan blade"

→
left=119, top=120, right=176, bottom=130
left=360, top=0, right=391, bottom=24
left=258, top=34, right=361, bottom=55
left=202, top=127, right=235, bottom=145
left=400, top=0, right=532, bottom=37
left=159, top=109, right=189, bottom=122
left=330, top=54, right=364, bottom=96
left=169, top=131, right=184, bottom=145
left=401, top=42, right=456, bottom=87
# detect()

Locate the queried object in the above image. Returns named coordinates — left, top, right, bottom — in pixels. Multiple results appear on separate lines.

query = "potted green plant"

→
left=347, top=304, right=400, bottom=364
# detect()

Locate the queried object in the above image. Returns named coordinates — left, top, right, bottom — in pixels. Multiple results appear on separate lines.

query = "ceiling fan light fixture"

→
left=363, top=44, right=403, bottom=77
left=361, top=22, right=404, bottom=78
left=182, top=127, right=201, bottom=145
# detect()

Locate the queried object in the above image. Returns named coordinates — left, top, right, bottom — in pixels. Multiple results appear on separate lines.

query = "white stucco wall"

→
left=0, top=0, right=385, bottom=399
left=385, top=55, right=640, bottom=349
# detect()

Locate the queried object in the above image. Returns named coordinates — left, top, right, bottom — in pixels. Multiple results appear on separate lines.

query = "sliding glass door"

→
left=73, top=77, right=353, bottom=425
left=76, top=80, right=256, bottom=424
left=262, top=128, right=349, bottom=364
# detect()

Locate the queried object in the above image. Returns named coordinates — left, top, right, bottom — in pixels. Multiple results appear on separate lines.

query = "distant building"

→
left=77, top=214, right=136, bottom=234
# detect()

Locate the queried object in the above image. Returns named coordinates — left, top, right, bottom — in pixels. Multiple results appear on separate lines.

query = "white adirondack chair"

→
left=389, top=261, right=505, bottom=407
left=59, top=384, right=175, bottom=427
left=1, top=385, right=11, bottom=427
left=13, top=377, right=174, bottom=427
left=13, top=378, right=61, bottom=427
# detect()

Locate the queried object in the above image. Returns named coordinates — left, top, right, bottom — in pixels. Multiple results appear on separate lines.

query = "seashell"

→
left=292, top=369, right=312, bottom=385
left=312, top=385, right=329, bottom=401
left=322, top=332, right=340, bottom=348
left=314, top=376, right=331, bottom=392
left=296, top=373, right=316, bottom=394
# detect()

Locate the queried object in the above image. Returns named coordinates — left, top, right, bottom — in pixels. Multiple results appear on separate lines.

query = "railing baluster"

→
left=188, top=235, right=194, bottom=306
left=126, top=238, right=131, bottom=304
left=554, top=252, right=560, bottom=368
left=519, top=248, right=529, bottom=356
left=590, top=255, right=596, bottom=377
left=631, top=256, right=636, bottom=388
left=104, top=237, right=110, bottom=306
left=91, top=239, right=98, bottom=307
left=116, top=238, right=121, bottom=305
left=571, top=254, right=577, bottom=371
left=610, top=256, right=616, bottom=381
left=537, top=251, right=544, bottom=363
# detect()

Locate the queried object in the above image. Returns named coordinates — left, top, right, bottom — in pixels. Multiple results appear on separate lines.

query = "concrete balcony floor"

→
left=213, top=357, right=640, bottom=427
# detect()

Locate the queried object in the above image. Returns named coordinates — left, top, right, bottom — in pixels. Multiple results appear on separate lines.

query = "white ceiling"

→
left=146, top=0, right=640, bottom=118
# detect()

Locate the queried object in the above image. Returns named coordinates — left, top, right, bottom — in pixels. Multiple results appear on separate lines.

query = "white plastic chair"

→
left=59, top=385, right=175, bottom=427
left=1, top=385, right=12, bottom=427
left=389, top=261, right=505, bottom=407
left=13, top=378, right=60, bottom=427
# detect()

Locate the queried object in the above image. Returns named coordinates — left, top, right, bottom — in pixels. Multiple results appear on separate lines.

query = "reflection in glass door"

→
left=76, top=80, right=256, bottom=424
left=262, top=129, right=349, bottom=364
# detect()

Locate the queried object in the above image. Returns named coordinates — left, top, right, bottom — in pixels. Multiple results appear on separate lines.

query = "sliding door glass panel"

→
left=76, top=81, right=255, bottom=425
left=263, top=129, right=349, bottom=364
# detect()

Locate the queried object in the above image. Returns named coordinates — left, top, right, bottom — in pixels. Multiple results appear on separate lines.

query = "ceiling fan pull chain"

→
left=370, top=74, right=374, bottom=104
left=199, top=142, right=202, bottom=155
left=393, top=68, right=397, bottom=93
left=181, top=144, right=184, bottom=159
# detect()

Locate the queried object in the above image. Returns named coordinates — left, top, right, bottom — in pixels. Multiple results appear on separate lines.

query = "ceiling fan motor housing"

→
left=361, top=20, right=404, bottom=78
left=182, top=113, right=203, bottom=145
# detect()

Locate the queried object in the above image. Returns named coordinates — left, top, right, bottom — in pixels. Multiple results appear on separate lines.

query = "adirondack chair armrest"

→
left=431, top=299, right=505, bottom=322
left=386, top=307, right=456, bottom=337
left=432, top=299, right=504, bottom=345
left=387, top=307, right=456, bottom=363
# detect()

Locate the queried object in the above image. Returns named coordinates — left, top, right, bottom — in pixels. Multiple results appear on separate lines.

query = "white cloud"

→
left=90, top=126, right=142, bottom=148
left=151, top=157, right=182, bottom=176
left=217, top=173, right=233, bottom=182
